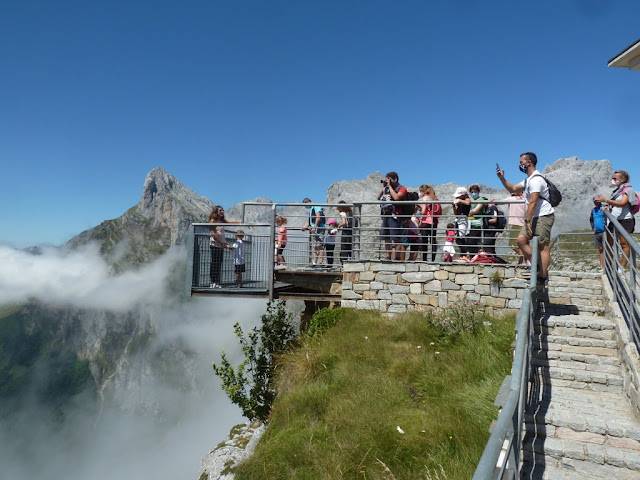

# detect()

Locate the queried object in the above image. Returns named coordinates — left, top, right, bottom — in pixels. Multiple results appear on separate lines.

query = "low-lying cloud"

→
left=0, top=243, right=273, bottom=479
left=0, top=243, right=183, bottom=311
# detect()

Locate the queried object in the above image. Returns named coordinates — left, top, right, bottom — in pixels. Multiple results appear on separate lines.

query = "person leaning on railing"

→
left=336, top=201, right=353, bottom=263
left=594, top=169, right=637, bottom=275
left=418, top=184, right=441, bottom=262
left=208, top=205, right=239, bottom=288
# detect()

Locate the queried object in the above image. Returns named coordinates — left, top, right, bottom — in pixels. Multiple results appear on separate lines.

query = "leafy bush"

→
left=212, top=301, right=297, bottom=422
left=306, top=308, right=344, bottom=339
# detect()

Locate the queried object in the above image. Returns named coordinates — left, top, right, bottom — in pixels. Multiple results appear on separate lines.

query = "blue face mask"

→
left=471, top=192, right=479, bottom=200
left=519, top=163, right=528, bottom=174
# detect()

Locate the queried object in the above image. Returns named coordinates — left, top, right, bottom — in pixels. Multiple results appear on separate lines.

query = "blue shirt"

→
left=590, top=206, right=605, bottom=233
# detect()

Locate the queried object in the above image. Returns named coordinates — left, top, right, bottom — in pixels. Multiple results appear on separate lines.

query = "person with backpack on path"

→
left=595, top=169, right=638, bottom=274
left=377, top=171, right=407, bottom=261
left=302, top=198, right=326, bottom=266
left=496, top=152, right=555, bottom=286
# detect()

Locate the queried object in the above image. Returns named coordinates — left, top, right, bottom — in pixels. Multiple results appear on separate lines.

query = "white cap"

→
left=453, top=187, right=469, bottom=198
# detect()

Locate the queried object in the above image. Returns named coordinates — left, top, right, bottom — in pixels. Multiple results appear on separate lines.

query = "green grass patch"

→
left=234, top=307, right=515, bottom=480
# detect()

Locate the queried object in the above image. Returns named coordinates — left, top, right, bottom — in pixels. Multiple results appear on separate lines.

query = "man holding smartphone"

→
left=496, top=152, right=555, bottom=285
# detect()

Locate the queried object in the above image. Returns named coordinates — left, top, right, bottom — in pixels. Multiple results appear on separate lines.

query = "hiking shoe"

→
left=521, top=269, right=531, bottom=278
left=536, top=276, right=548, bottom=286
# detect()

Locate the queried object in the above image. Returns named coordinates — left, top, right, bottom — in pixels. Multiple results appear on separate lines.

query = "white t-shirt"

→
left=232, top=240, right=245, bottom=265
left=518, top=170, right=554, bottom=217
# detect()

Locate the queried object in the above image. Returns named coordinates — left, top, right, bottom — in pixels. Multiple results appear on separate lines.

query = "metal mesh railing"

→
left=551, top=230, right=640, bottom=272
left=190, top=224, right=272, bottom=291
left=240, top=199, right=527, bottom=268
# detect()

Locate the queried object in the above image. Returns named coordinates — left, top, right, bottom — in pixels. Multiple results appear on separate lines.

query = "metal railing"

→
left=186, top=223, right=274, bottom=294
left=239, top=199, right=527, bottom=268
left=551, top=230, right=640, bottom=272
left=472, top=238, right=540, bottom=480
left=603, top=210, right=640, bottom=350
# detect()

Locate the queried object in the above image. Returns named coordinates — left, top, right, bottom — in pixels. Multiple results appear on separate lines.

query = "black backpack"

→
left=400, top=191, right=420, bottom=218
left=532, top=174, right=562, bottom=207
left=311, top=207, right=326, bottom=227
left=495, top=209, right=507, bottom=229
left=483, top=204, right=506, bottom=230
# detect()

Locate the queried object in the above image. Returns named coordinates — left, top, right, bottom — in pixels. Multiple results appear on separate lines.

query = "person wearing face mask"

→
left=467, top=184, right=488, bottom=257
left=594, top=170, right=637, bottom=274
left=496, top=152, right=555, bottom=285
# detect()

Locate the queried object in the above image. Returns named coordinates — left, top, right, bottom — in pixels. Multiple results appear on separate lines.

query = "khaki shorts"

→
left=519, top=213, right=554, bottom=245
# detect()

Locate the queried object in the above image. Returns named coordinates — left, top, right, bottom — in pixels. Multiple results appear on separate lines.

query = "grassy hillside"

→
left=235, top=306, right=515, bottom=479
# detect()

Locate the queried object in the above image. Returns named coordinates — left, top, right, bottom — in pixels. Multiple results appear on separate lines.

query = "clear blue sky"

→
left=1, top=0, right=639, bottom=248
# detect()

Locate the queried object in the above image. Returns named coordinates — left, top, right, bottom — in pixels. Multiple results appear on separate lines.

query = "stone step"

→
left=534, top=325, right=616, bottom=342
left=541, top=303, right=606, bottom=316
left=533, top=349, right=621, bottom=369
left=522, top=436, right=640, bottom=472
left=532, top=335, right=618, bottom=352
left=524, top=386, right=637, bottom=434
left=546, top=281, right=603, bottom=294
left=535, top=315, right=615, bottom=331
left=532, top=357, right=621, bottom=375
left=534, top=365, right=623, bottom=388
left=522, top=451, right=640, bottom=479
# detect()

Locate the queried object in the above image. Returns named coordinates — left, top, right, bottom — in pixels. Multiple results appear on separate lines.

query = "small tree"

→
left=212, top=301, right=296, bottom=422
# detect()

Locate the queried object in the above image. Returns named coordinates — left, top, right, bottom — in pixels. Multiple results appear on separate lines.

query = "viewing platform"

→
left=183, top=199, right=617, bottom=311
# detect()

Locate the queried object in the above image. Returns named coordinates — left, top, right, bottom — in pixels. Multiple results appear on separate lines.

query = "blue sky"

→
left=1, top=0, right=639, bottom=248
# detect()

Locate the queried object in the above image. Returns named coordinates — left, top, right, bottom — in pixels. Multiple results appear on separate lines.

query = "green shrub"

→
left=213, top=301, right=297, bottom=422
left=306, top=308, right=344, bottom=339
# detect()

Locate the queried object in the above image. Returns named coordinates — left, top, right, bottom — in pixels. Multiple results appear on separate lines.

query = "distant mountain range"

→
left=64, top=157, right=618, bottom=267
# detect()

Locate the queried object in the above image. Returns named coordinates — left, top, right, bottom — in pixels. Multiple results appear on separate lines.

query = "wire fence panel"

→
left=241, top=199, right=527, bottom=268
left=191, top=224, right=272, bottom=291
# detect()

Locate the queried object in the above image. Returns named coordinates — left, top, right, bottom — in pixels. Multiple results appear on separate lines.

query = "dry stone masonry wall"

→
left=341, top=262, right=531, bottom=315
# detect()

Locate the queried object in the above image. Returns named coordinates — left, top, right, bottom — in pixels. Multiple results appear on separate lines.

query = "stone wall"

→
left=601, top=275, right=640, bottom=413
left=341, top=262, right=530, bottom=315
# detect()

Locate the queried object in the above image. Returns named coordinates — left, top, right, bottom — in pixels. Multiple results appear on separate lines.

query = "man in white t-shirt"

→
left=496, top=152, right=555, bottom=285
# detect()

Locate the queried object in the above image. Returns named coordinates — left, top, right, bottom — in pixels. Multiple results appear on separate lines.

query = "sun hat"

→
left=453, top=187, right=469, bottom=198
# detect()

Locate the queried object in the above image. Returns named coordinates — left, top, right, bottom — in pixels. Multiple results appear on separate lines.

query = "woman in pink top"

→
left=418, top=184, right=442, bottom=262
left=275, top=216, right=288, bottom=269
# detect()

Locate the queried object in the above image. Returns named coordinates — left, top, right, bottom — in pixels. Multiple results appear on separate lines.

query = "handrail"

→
left=472, top=238, right=539, bottom=480
left=602, top=209, right=640, bottom=350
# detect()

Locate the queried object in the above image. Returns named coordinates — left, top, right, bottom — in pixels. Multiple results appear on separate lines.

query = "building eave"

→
left=608, top=38, right=640, bottom=70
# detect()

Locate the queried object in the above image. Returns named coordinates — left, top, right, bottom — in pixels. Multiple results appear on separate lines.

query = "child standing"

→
left=275, top=216, right=288, bottom=270
left=442, top=223, right=456, bottom=262
left=325, top=219, right=339, bottom=265
left=589, top=196, right=607, bottom=269
left=232, top=230, right=246, bottom=287
left=400, top=216, right=420, bottom=261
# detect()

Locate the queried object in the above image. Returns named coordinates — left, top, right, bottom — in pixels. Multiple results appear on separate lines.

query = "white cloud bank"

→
left=0, top=243, right=181, bottom=310
left=0, top=243, right=272, bottom=480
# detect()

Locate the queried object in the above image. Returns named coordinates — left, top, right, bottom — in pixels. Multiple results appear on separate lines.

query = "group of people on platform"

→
left=208, top=152, right=637, bottom=288
left=299, top=199, right=353, bottom=267
left=378, top=172, right=519, bottom=265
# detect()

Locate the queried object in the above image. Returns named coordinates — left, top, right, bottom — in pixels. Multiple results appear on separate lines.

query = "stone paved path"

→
left=521, top=274, right=640, bottom=479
